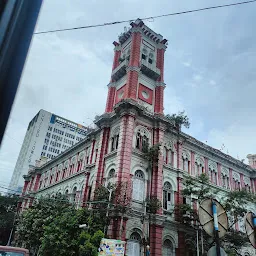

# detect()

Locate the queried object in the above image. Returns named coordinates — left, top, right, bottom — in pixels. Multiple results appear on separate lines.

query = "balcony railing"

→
left=111, top=59, right=128, bottom=81
left=140, top=59, right=160, bottom=80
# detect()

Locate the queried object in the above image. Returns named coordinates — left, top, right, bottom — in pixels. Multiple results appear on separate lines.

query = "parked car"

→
left=0, top=246, right=29, bottom=256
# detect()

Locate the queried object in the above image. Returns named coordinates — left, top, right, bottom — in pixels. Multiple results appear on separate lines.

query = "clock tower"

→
left=105, top=19, right=167, bottom=115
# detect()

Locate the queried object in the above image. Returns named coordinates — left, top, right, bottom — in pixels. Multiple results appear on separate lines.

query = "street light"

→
left=79, top=224, right=87, bottom=229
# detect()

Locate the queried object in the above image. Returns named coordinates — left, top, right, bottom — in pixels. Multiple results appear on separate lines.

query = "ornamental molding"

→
left=126, top=66, right=140, bottom=72
left=182, top=149, right=191, bottom=160
left=221, top=167, right=229, bottom=177
left=155, top=82, right=166, bottom=87
left=232, top=171, right=240, bottom=182
left=78, top=151, right=85, bottom=161
left=208, top=160, right=217, bottom=172
left=58, top=164, right=63, bottom=171
left=243, top=176, right=250, bottom=186
left=195, top=155, right=204, bottom=166
left=71, top=155, right=77, bottom=164
left=110, top=126, right=120, bottom=136
left=64, top=160, right=69, bottom=168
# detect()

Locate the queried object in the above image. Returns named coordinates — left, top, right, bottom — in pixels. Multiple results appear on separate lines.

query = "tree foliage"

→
left=0, top=194, right=19, bottom=245
left=178, top=173, right=255, bottom=254
left=166, top=111, right=190, bottom=129
left=16, top=195, right=106, bottom=256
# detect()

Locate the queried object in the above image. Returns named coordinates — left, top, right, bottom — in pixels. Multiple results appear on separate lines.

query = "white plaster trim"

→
left=163, top=176, right=177, bottom=192
left=232, top=171, right=240, bottom=182
left=208, top=160, right=217, bottom=172
left=163, top=234, right=178, bottom=248
left=195, top=155, right=204, bottom=166
left=244, top=176, right=251, bottom=186
left=182, top=149, right=191, bottom=161
left=221, top=167, right=229, bottom=177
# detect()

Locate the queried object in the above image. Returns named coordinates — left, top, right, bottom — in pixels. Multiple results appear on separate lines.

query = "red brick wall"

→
left=129, top=32, right=141, bottom=67
left=115, top=84, right=126, bottom=104
left=217, top=163, right=222, bottom=186
left=150, top=224, right=163, bottom=256
left=156, top=48, right=165, bottom=82
left=229, top=168, right=233, bottom=190
left=105, top=86, right=116, bottom=113
left=154, top=86, right=164, bottom=114
left=151, top=128, right=164, bottom=214
left=117, top=114, right=135, bottom=182
left=95, top=128, right=110, bottom=185
left=125, top=70, right=139, bottom=100
left=33, top=174, right=41, bottom=192
left=112, top=49, right=121, bottom=71
left=138, top=84, right=153, bottom=104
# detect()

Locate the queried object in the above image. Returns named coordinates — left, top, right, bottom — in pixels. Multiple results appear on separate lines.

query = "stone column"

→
left=149, top=224, right=163, bottom=256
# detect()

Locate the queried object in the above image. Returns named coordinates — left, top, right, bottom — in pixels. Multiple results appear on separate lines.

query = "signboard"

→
left=98, top=238, right=125, bottom=256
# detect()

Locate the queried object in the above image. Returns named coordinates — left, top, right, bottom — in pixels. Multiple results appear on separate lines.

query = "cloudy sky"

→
left=0, top=0, right=255, bottom=191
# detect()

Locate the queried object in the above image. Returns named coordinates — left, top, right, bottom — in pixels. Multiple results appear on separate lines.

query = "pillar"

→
left=150, top=224, right=163, bottom=256
left=33, top=173, right=41, bottom=191
left=116, top=114, right=136, bottom=183
left=124, top=31, right=141, bottom=100
left=217, top=163, right=222, bottom=187
left=191, top=151, right=195, bottom=176
left=151, top=128, right=164, bottom=214
left=239, top=173, right=244, bottom=189
left=154, top=85, right=164, bottom=114
left=229, top=168, right=233, bottom=190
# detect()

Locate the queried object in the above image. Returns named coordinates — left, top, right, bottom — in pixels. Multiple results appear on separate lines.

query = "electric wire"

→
left=34, top=0, right=256, bottom=35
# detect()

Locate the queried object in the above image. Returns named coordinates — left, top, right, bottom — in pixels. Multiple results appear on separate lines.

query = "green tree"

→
left=178, top=173, right=256, bottom=255
left=16, top=196, right=106, bottom=256
left=15, top=195, right=71, bottom=254
left=166, top=111, right=190, bottom=129
left=79, top=230, right=104, bottom=256
left=0, top=194, right=19, bottom=245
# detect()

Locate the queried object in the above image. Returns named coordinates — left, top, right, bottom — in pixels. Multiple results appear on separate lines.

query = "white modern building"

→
left=9, top=109, right=90, bottom=193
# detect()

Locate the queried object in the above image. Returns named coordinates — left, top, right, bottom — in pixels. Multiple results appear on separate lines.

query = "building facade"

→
left=21, top=20, right=256, bottom=255
left=9, top=109, right=89, bottom=193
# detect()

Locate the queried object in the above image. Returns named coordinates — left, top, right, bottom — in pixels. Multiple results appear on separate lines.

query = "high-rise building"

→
left=9, top=109, right=89, bottom=193
left=21, top=20, right=256, bottom=255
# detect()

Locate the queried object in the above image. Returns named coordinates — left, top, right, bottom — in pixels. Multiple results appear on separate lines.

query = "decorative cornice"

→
left=155, top=82, right=166, bottom=87
left=107, top=82, right=116, bottom=88
left=126, top=66, right=140, bottom=72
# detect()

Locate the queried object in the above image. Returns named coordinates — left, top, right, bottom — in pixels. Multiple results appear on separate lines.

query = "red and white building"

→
left=21, top=19, right=256, bottom=256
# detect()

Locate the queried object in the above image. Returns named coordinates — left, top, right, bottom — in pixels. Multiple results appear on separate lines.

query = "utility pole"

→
left=212, top=200, right=221, bottom=256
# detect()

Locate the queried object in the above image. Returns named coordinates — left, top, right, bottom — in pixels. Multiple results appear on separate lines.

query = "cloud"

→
left=182, top=61, right=191, bottom=67
left=193, top=74, right=203, bottom=82
left=209, top=80, right=216, bottom=86
left=207, top=123, right=255, bottom=163
left=1, top=0, right=256, bottom=189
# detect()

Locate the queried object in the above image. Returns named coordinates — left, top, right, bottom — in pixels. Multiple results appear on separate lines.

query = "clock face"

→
left=138, top=84, right=153, bottom=105
left=142, top=90, right=149, bottom=99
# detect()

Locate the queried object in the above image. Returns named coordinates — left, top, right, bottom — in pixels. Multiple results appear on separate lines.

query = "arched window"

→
left=182, top=152, right=190, bottom=173
left=163, top=182, right=173, bottom=211
left=195, top=157, right=204, bottom=176
left=71, top=186, right=77, bottom=203
left=110, top=127, right=119, bottom=152
left=195, top=163, right=204, bottom=176
left=135, top=129, right=149, bottom=153
left=127, top=231, right=141, bottom=256
left=164, top=147, right=173, bottom=165
left=221, top=174, right=229, bottom=189
left=209, top=167, right=217, bottom=185
left=132, top=170, right=145, bottom=202
left=163, top=239, right=174, bottom=256
left=107, top=169, right=115, bottom=186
